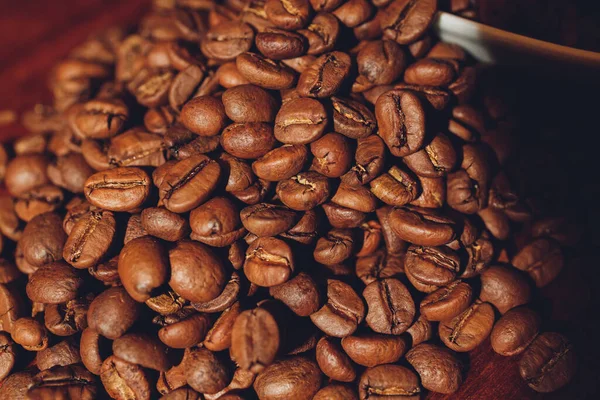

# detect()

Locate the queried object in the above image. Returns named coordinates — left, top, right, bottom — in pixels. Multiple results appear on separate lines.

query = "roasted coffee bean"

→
left=256, top=28, right=307, bottom=60
left=237, top=52, right=297, bottom=90
left=390, top=206, right=456, bottom=246
left=80, top=139, right=110, bottom=171
left=404, top=58, right=458, bottom=87
left=221, top=122, right=276, bottom=159
left=5, top=155, right=50, bottom=197
left=330, top=96, right=376, bottom=139
left=141, top=207, right=190, bottom=242
left=254, top=356, right=321, bottom=400
left=407, top=315, right=433, bottom=346
left=73, top=99, right=128, bottom=139
left=310, top=133, right=353, bottom=178
left=230, top=178, right=271, bottom=205
left=47, top=153, right=94, bottom=193
left=219, top=153, right=255, bottom=193
left=101, top=355, right=151, bottom=400
left=27, top=365, right=97, bottom=399
left=218, top=61, right=251, bottom=88
left=222, top=84, right=279, bottom=123
left=231, top=307, right=280, bottom=373
left=241, top=203, right=297, bottom=237
left=276, top=171, right=331, bottom=211
left=358, top=364, right=421, bottom=400
left=118, top=236, right=169, bottom=302
left=478, top=207, right=510, bottom=240
left=26, top=261, right=82, bottom=304
left=144, top=106, right=177, bottom=135
left=342, top=333, right=407, bottom=367
left=381, top=0, right=437, bottom=44
left=88, top=286, right=140, bottom=339
left=108, top=129, right=165, bottom=168
left=11, top=318, right=48, bottom=352
left=333, top=0, right=372, bottom=27
left=518, top=332, right=576, bottom=393
left=363, top=278, right=414, bottom=335
left=310, top=279, right=365, bottom=338
left=353, top=40, right=406, bottom=92
left=300, top=12, right=339, bottom=55
left=113, top=333, right=171, bottom=371
left=315, top=336, right=356, bottom=382
left=191, top=271, right=241, bottom=313
left=159, top=312, right=211, bottom=349
left=201, top=21, right=254, bottom=61
left=124, top=213, right=148, bottom=245
left=355, top=249, right=404, bottom=285
left=274, top=98, right=328, bottom=144
left=169, top=65, right=205, bottom=111
left=479, top=265, right=531, bottom=314
left=0, top=333, right=15, bottom=381
left=331, top=182, right=377, bottom=213
left=204, top=302, right=241, bottom=351
left=0, top=195, right=23, bottom=241
left=0, top=260, right=21, bottom=284
left=158, top=155, right=221, bottom=213
left=341, top=134, right=386, bottom=186
left=512, top=237, right=564, bottom=288
left=313, top=228, right=354, bottom=265
left=0, top=370, right=35, bottom=400
left=403, top=133, right=457, bottom=178
left=63, top=210, right=115, bottom=269
left=181, top=96, right=227, bottom=137
left=314, top=384, right=357, bottom=400
left=84, top=167, right=151, bottom=212
left=14, top=184, right=63, bottom=222
left=169, top=240, right=227, bottom=302
left=265, top=0, right=311, bottom=30
left=20, top=212, right=66, bottom=268
left=491, top=307, right=541, bottom=356
left=447, top=143, right=490, bottom=214
left=370, top=166, right=419, bottom=206
left=449, top=66, right=477, bottom=104
left=406, top=343, right=463, bottom=394
left=448, top=104, right=485, bottom=142
left=190, top=197, right=245, bottom=246
left=128, top=68, right=174, bottom=108
left=253, top=145, right=308, bottom=181
left=420, top=280, right=472, bottom=321
left=185, top=347, right=232, bottom=395
left=0, top=284, right=22, bottom=334
left=279, top=209, right=318, bottom=244
left=35, top=338, right=81, bottom=371
left=269, top=272, right=321, bottom=316
left=146, top=290, right=186, bottom=315
left=244, top=237, right=294, bottom=287
left=375, top=90, right=426, bottom=157
left=322, top=202, right=367, bottom=228
left=297, top=52, right=351, bottom=98
left=405, top=245, right=460, bottom=292
left=44, top=297, right=89, bottom=336
left=13, top=134, right=47, bottom=156
left=439, top=300, right=495, bottom=352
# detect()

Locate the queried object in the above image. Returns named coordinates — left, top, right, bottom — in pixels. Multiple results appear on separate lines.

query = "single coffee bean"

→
left=331, top=96, right=376, bottom=139
left=331, top=182, right=378, bottom=213
left=222, top=84, right=279, bottom=123
left=381, top=0, right=437, bottom=44
left=80, top=139, right=110, bottom=171
left=409, top=175, right=444, bottom=208
left=236, top=52, right=297, bottom=90
left=47, top=152, right=94, bottom=193
left=20, top=212, right=66, bottom=268
left=313, top=228, right=354, bottom=265
left=100, top=355, right=151, bottom=400
left=439, top=300, right=495, bottom=352
left=0, top=370, right=35, bottom=400
left=276, top=171, right=331, bottom=211
left=300, top=12, right=339, bottom=55
left=26, top=261, right=82, bottom=304
left=370, top=166, right=419, bottom=206
left=219, top=153, right=255, bottom=193
left=375, top=89, right=426, bottom=157
left=256, top=28, right=307, bottom=60
left=158, top=155, right=221, bottom=213
left=478, top=207, right=510, bottom=240
left=73, top=99, right=128, bottom=139
left=169, top=240, right=227, bottom=302
left=420, top=280, right=472, bottom=321
left=254, top=356, right=321, bottom=400
left=394, top=82, right=451, bottom=111
left=253, top=145, right=308, bottom=181
left=449, top=66, right=477, bottom=104
left=461, top=233, right=494, bottom=279
left=107, top=128, right=166, bottom=168
left=231, top=307, right=280, bottom=373
left=404, top=58, right=458, bottom=87
left=0, top=284, right=22, bottom=334
left=342, top=333, right=407, bottom=367
left=14, top=184, right=64, bottom=222
left=221, top=122, right=276, bottom=159
left=408, top=34, right=432, bottom=57
left=407, top=315, right=433, bottom=346
left=63, top=210, right=115, bottom=269
left=310, top=279, right=365, bottom=338
left=363, top=278, right=415, bottom=335
left=5, top=155, right=50, bottom=197
left=230, top=179, right=271, bottom=205
left=403, top=133, right=457, bottom=178
left=279, top=209, right=318, bottom=244
left=169, top=65, right=205, bottom=111
left=84, top=167, right=150, bottom=212
left=341, top=134, right=386, bottom=186
left=447, top=143, right=491, bottom=214
left=127, top=68, right=174, bottom=108
left=113, top=333, right=171, bottom=371
left=88, top=286, right=140, bottom=339
left=480, top=265, right=531, bottom=314
left=448, top=104, right=485, bottom=142
left=190, top=197, right=245, bottom=247
left=35, top=338, right=81, bottom=371
left=315, top=336, right=356, bottom=382
left=297, top=52, right=351, bottom=98
left=322, top=202, right=367, bottom=229
left=269, top=272, right=321, bottom=316
left=44, top=297, right=90, bottom=336
left=146, top=290, right=186, bottom=315
left=512, top=237, right=564, bottom=288
left=124, top=213, right=148, bottom=245
left=218, top=61, right=252, bottom=88
left=274, top=98, right=328, bottom=144
left=204, top=302, right=241, bottom=352
left=11, top=318, right=48, bottom=351
left=353, top=40, right=406, bottom=92
left=158, top=312, right=211, bottom=349
left=491, top=307, right=541, bottom=356
left=359, top=364, right=421, bottom=400
left=118, top=236, right=169, bottom=302
left=406, top=343, right=463, bottom=394
left=144, top=106, right=177, bottom=135
left=390, top=206, right=456, bottom=246
left=240, top=203, right=298, bottom=237
left=310, top=133, right=353, bottom=178
left=314, top=384, right=357, bottom=400
left=405, top=245, right=460, bottom=293
left=191, top=271, right=241, bottom=313
left=141, top=207, right=190, bottom=242
left=518, top=332, right=576, bottom=393
left=265, top=0, right=311, bottom=30
left=185, top=347, right=232, bottom=395
left=244, top=237, right=294, bottom=287
left=201, top=21, right=254, bottom=61
left=355, top=249, right=404, bottom=285
left=180, top=96, right=227, bottom=137
left=0, top=333, right=15, bottom=381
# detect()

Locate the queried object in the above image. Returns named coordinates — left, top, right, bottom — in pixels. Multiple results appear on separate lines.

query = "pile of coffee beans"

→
left=0, top=0, right=578, bottom=398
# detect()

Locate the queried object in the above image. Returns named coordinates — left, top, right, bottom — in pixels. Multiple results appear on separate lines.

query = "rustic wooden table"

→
left=0, top=1, right=597, bottom=399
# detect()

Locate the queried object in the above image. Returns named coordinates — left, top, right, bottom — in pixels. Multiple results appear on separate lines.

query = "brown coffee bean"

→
left=390, top=206, right=456, bottom=246
left=231, top=307, right=280, bottom=373
left=191, top=271, right=241, bottom=313
left=169, top=240, right=227, bottom=302
left=448, top=104, right=485, bottom=142
left=0, top=333, right=15, bottom=381
left=0, top=284, right=23, bottom=334
left=201, top=21, right=254, bottom=61
left=331, top=96, right=377, bottom=139
left=244, top=237, right=294, bottom=287
left=222, top=84, right=279, bottom=123
left=480, top=265, right=531, bottom=314
left=230, top=179, right=271, bottom=205
left=297, top=52, right=351, bottom=98
left=491, top=307, right=541, bottom=356
left=404, top=58, right=457, bottom=87
left=236, top=52, right=297, bottom=90
left=274, top=98, right=328, bottom=144
left=124, top=214, right=148, bottom=245
left=314, top=228, right=354, bottom=265
left=107, top=129, right=166, bottom=168
left=341, top=135, right=386, bottom=186
left=256, top=28, right=307, bottom=60
left=315, top=336, right=356, bottom=382
left=449, top=66, right=477, bottom=104
left=27, top=365, right=97, bottom=399
left=218, top=61, right=252, bottom=88
left=189, top=197, right=245, bottom=247
left=0, top=370, right=35, bottom=400
left=5, top=155, right=49, bottom=197
left=221, top=123, right=276, bottom=159
left=276, top=171, right=331, bottom=211
left=128, top=68, right=174, bottom=108
left=310, top=133, right=353, bottom=178
left=512, top=238, right=564, bottom=288
left=265, top=0, right=311, bottom=30
left=219, top=153, right=255, bottom=193
left=279, top=209, right=318, bottom=244
left=375, top=90, right=426, bottom=157
left=331, top=182, right=378, bottom=213
left=353, top=40, right=406, bottom=92
left=0, top=195, right=23, bottom=241
left=113, top=333, right=171, bottom=371
left=381, top=0, right=437, bottom=44
left=84, top=167, right=151, bottom=212
left=14, top=184, right=64, bottom=222
left=169, top=65, right=205, bottom=111
left=363, top=278, right=415, bottom=335
left=254, top=356, right=321, bottom=400
left=101, top=355, right=151, bottom=400
left=158, top=312, right=210, bottom=349
left=342, top=334, right=407, bottom=367
left=26, top=261, right=82, bottom=304
left=181, top=96, right=227, bottom=137
left=141, top=207, right=190, bottom=242
left=11, top=318, right=48, bottom=352
left=310, top=279, right=365, bottom=338
left=439, top=300, right=495, bottom=352
left=145, top=290, right=186, bottom=315
left=322, top=202, right=367, bottom=229
left=447, top=144, right=491, bottom=214
left=369, top=166, right=419, bottom=206
left=35, top=338, right=81, bottom=371
left=20, top=212, right=66, bottom=268
left=80, top=139, right=110, bottom=171
left=44, top=297, right=89, bottom=336
left=47, top=153, right=94, bottom=193
left=144, top=106, right=177, bottom=135
left=394, top=83, right=451, bottom=111
left=403, top=133, right=457, bottom=178
left=269, top=272, right=321, bottom=316
left=185, top=347, right=232, bottom=395
left=63, top=210, right=115, bottom=269
left=253, top=145, right=308, bottom=181
left=204, top=302, right=241, bottom=352
left=334, top=0, right=372, bottom=27
left=240, top=203, right=298, bottom=238
left=406, top=343, right=463, bottom=394
left=359, top=364, right=421, bottom=400
left=314, top=384, right=357, bottom=400
left=300, top=12, right=339, bottom=55
left=88, top=286, right=140, bottom=339
left=73, top=99, right=128, bottom=139
left=420, top=280, right=472, bottom=321
left=518, top=332, right=576, bottom=393
left=158, top=155, right=221, bottom=213
left=405, top=245, right=460, bottom=293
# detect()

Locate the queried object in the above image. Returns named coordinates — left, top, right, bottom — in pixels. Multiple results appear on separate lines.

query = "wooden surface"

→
left=0, top=1, right=597, bottom=399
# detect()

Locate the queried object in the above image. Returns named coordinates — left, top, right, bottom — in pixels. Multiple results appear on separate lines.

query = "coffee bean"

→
left=222, top=84, right=279, bottom=123
left=331, top=96, right=377, bottom=139
left=11, top=318, right=48, bottom=352
left=85, top=167, right=151, bottom=212
left=375, top=89, right=426, bottom=157
left=342, top=333, right=407, bottom=367
left=14, top=184, right=64, bottom=222
left=169, top=240, right=227, bottom=302
left=192, top=271, right=241, bottom=313
left=28, top=365, right=97, bottom=399
left=181, top=96, right=227, bottom=137
left=204, top=302, right=241, bottom=352
left=512, top=237, right=564, bottom=288
left=333, top=0, right=373, bottom=27
left=404, top=58, right=458, bottom=87
left=44, top=297, right=89, bottom=336
left=322, top=202, right=367, bottom=228
left=279, top=209, right=318, bottom=244
left=231, top=307, right=280, bottom=373
left=254, top=356, right=321, bottom=400
left=265, top=0, right=311, bottom=30
left=353, top=40, right=406, bottom=92
left=274, top=98, right=328, bottom=144
left=88, top=286, right=140, bottom=339
left=144, top=106, right=177, bottom=135
left=420, top=280, right=472, bottom=321
left=26, top=261, right=82, bottom=304
left=63, top=210, right=115, bottom=269
left=253, top=145, right=308, bottom=181
left=447, top=144, right=491, bottom=214
left=315, top=336, right=356, bottom=382
left=101, top=355, right=151, bottom=400
left=405, top=245, right=460, bottom=292
left=448, top=104, right=485, bottom=142
left=0, top=333, right=15, bottom=381
left=113, top=333, right=171, bottom=372
left=244, top=237, right=294, bottom=287
left=159, top=312, right=211, bottom=349
left=491, top=307, right=541, bottom=356
left=299, top=12, right=339, bottom=55
left=363, top=278, right=415, bottom=334
left=297, top=52, right=351, bottom=98
left=141, top=207, right=190, bottom=242
left=221, top=122, right=276, bottom=159
left=0, top=285, right=22, bottom=334
left=449, top=66, right=477, bottom=104
left=359, top=364, right=421, bottom=400
left=314, top=384, right=357, bottom=400
left=406, top=343, right=463, bottom=394
left=201, top=21, right=254, bottom=61
left=73, top=99, right=128, bottom=139
left=256, top=28, right=307, bottom=60
left=20, top=212, right=66, bottom=268
left=309, top=0, right=344, bottom=12
left=403, top=133, right=457, bottom=178
left=185, top=347, right=232, bottom=395
left=310, top=279, right=365, bottom=337
left=519, top=332, right=576, bottom=393
left=47, top=152, right=94, bottom=193
left=369, top=166, right=418, bottom=206
left=480, top=265, right=531, bottom=314
left=237, top=52, right=297, bottom=90
left=381, top=0, right=437, bottom=44
left=128, top=68, right=174, bottom=108
left=313, top=228, right=354, bottom=265
left=5, top=155, right=50, bottom=197
left=276, top=171, right=331, bottom=211
left=190, top=198, right=244, bottom=247
left=331, top=182, right=378, bottom=213
left=269, top=272, right=321, bottom=316
left=218, top=61, right=251, bottom=88
left=341, top=134, right=386, bottom=186
left=439, top=300, right=495, bottom=352
left=282, top=54, right=318, bottom=73
left=241, top=203, right=298, bottom=237
left=35, top=338, right=81, bottom=371
left=310, top=132, right=354, bottom=178
left=390, top=206, right=456, bottom=246
left=169, top=65, right=205, bottom=111
left=219, top=153, right=256, bottom=193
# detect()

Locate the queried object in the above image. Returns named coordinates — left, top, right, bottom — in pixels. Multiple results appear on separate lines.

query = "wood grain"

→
left=0, top=1, right=596, bottom=399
